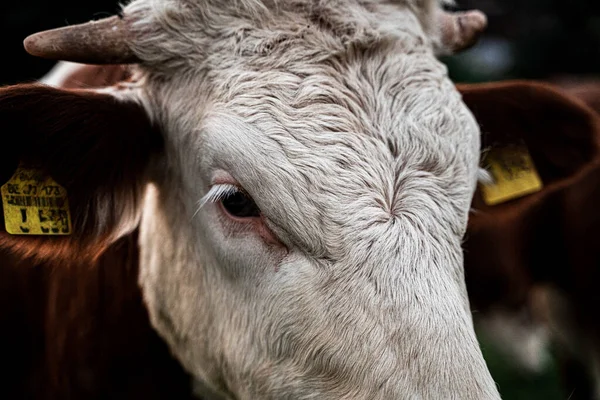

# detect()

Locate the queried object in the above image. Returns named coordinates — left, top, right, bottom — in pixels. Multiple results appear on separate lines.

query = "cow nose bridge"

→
left=316, top=237, right=496, bottom=399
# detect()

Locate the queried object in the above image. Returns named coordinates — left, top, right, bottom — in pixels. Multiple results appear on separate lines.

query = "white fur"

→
left=58, top=0, right=500, bottom=398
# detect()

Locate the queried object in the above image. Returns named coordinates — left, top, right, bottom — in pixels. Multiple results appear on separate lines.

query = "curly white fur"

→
left=48, top=1, right=502, bottom=398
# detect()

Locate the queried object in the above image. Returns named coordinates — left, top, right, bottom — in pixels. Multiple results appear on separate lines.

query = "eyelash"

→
left=198, top=184, right=240, bottom=208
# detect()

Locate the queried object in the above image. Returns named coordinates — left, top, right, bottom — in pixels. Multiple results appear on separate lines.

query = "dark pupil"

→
left=221, top=192, right=260, bottom=218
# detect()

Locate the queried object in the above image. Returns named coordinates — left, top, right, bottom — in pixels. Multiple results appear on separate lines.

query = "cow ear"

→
left=457, top=80, right=600, bottom=197
left=459, top=80, right=600, bottom=271
left=553, top=80, right=600, bottom=116
left=0, top=84, right=161, bottom=261
left=41, top=61, right=132, bottom=89
left=459, top=81, right=600, bottom=316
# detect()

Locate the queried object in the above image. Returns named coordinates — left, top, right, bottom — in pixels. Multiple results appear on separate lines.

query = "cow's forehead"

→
left=174, top=55, right=479, bottom=259
left=125, top=0, right=439, bottom=73
left=128, top=0, right=475, bottom=154
left=152, top=41, right=478, bottom=179
left=127, top=0, right=479, bottom=256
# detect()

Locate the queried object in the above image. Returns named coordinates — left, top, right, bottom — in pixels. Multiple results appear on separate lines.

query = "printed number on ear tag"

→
left=1, top=167, right=72, bottom=235
left=479, top=145, right=543, bottom=206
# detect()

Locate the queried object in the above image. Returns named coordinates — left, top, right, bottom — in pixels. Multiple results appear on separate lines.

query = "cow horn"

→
left=23, top=15, right=140, bottom=64
left=437, top=9, right=487, bottom=54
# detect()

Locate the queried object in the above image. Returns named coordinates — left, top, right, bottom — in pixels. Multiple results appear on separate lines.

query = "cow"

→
left=0, top=230, right=197, bottom=399
left=17, top=61, right=600, bottom=399
left=1, top=0, right=509, bottom=398
left=457, top=80, right=600, bottom=399
left=557, top=79, right=600, bottom=115
left=5, top=2, right=600, bottom=397
left=40, top=61, right=132, bottom=89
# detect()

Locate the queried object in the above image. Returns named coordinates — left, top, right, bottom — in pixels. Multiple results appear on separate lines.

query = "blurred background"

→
left=444, top=0, right=600, bottom=84
left=1, top=0, right=599, bottom=85
left=1, top=0, right=598, bottom=398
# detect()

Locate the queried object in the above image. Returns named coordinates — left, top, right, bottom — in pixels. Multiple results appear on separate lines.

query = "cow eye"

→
left=221, top=191, right=261, bottom=218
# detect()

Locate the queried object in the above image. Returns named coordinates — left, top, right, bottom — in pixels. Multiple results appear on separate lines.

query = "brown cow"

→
left=0, top=63, right=195, bottom=399
left=0, top=231, right=195, bottom=399
left=459, top=80, right=600, bottom=400
left=554, top=78, right=600, bottom=115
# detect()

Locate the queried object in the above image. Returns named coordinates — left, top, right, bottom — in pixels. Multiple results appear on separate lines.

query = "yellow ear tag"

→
left=1, top=167, right=72, bottom=235
left=479, top=144, right=544, bottom=206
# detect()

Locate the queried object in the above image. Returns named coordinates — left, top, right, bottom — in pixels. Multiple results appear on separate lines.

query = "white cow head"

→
left=9, top=0, right=500, bottom=398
